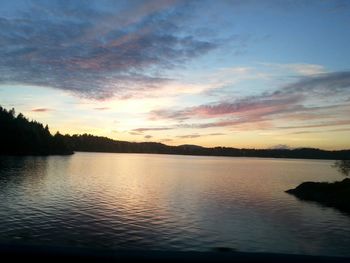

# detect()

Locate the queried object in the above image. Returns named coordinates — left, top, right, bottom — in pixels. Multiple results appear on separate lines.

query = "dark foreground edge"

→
left=0, top=244, right=349, bottom=263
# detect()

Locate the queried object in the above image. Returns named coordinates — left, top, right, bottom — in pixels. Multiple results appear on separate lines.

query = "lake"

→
left=0, top=152, right=349, bottom=257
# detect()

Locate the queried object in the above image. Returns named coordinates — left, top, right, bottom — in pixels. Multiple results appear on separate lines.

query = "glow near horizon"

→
left=0, top=0, right=350, bottom=150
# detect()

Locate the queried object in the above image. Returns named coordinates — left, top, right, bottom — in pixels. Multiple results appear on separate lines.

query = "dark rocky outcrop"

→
left=286, top=179, right=350, bottom=214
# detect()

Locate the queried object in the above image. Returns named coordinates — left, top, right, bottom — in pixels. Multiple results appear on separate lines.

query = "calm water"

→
left=0, top=152, right=349, bottom=256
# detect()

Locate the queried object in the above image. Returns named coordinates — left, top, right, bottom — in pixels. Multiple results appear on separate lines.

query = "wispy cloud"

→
left=132, top=127, right=173, bottom=133
left=152, top=93, right=303, bottom=122
left=151, top=71, right=350, bottom=130
left=176, top=134, right=201, bottom=139
left=176, top=133, right=225, bottom=139
left=281, top=71, right=350, bottom=95
left=31, top=108, right=52, bottom=112
left=261, top=63, right=327, bottom=76
left=289, top=127, right=350, bottom=135
left=94, top=107, right=110, bottom=111
left=279, top=120, right=350, bottom=130
left=129, top=131, right=141, bottom=136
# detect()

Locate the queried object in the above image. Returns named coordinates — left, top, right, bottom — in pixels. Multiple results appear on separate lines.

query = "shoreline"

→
left=0, top=150, right=347, bottom=161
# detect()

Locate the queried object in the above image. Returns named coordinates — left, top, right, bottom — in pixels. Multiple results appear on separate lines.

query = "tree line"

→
left=63, top=133, right=350, bottom=160
left=1, top=106, right=349, bottom=160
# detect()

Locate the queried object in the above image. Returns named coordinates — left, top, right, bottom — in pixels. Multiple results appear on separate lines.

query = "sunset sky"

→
left=1, top=0, right=350, bottom=149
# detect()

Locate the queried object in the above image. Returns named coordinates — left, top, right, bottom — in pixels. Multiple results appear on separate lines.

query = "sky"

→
left=0, top=0, right=350, bottom=150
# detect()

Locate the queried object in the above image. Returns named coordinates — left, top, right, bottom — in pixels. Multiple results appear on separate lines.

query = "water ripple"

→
left=0, top=153, right=350, bottom=256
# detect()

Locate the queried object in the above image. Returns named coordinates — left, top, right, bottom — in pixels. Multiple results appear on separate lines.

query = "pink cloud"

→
left=152, top=94, right=303, bottom=121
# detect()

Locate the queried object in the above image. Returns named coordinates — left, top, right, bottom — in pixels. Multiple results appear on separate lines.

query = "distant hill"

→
left=62, top=134, right=350, bottom=160
left=0, top=106, right=72, bottom=155
left=1, top=106, right=349, bottom=159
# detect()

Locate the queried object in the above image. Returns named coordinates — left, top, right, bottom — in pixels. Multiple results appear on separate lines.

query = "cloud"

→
left=289, top=127, right=350, bottom=135
left=279, top=120, right=350, bottom=130
left=176, top=132, right=225, bottom=139
left=176, top=134, right=201, bottom=139
left=151, top=71, right=350, bottom=129
left=144, top=135, right=152, bottom=139
left=129, top=131, right=141, bottom=136
left=0, top=0, right=218, bottom=100
left=280, top=71, right=350, bottom=95
left=152, top=93, right=303, bottom=121
left=132, top=127, right=173, bottom=133
left=262, top=63, right=327, bottom=76
left=31, top=108, right=52, bottom=112
left=208, top=132, right=225, bottom=136
left=285, top=64, right=326, bottom=76
left=94, top=107, right=110, bottom=111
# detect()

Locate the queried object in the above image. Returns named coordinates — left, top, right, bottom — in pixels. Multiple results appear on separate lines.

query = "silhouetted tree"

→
left=0, top=106, right=72, bottom=155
